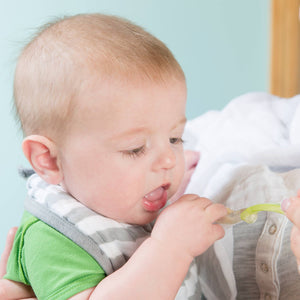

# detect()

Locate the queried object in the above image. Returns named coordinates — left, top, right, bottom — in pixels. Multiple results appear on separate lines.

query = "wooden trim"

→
left=270, top=0, right=300, bottom=97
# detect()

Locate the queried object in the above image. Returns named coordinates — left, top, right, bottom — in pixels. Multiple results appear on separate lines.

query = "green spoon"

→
left=217, top=203, right=285, bottom=225
left=240, top=203, right=284, bottom=224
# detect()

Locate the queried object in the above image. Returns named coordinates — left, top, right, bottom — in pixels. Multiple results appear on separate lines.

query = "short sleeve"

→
left=22, top=219, right=106, bottom=300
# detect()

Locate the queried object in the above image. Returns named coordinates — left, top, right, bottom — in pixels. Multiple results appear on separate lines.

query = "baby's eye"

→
left=169, top=137, right=184, bottom=145
left=122, top=146, right=146, bottom=158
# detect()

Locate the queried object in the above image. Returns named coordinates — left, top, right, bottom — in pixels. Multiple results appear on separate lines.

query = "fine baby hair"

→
left=14, top=13, right=185, bottom=141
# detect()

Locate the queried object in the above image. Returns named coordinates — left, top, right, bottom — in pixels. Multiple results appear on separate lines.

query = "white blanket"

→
left=184, top=92, right=300, bottom=203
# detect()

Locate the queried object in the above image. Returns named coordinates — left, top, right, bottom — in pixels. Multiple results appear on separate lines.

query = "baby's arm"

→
left=71, top=194, right=227, bottom=300
left=0, top=227, right=36, bottom=300
left=0, top=194, right=226, bottom=300
left=282, top=191, right=300, bottom=272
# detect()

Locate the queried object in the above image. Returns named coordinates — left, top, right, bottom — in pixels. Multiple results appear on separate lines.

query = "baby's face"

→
left=58, top=77, right=187, bottom=225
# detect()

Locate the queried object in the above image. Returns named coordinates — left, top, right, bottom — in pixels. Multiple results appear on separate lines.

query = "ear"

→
left=22, top=135, right=63, bottom=185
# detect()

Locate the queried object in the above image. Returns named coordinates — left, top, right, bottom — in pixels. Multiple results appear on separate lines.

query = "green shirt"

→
left=4, top=211, right=106, bottom=300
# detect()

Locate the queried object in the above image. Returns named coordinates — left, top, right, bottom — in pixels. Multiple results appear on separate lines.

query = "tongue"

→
left=145, top=186, right=164, bottom=202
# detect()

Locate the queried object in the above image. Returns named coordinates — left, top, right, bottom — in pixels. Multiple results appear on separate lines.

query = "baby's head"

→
left=15, top=14, right=187, bottom=224
left=14, top=13, right=185, bottom=141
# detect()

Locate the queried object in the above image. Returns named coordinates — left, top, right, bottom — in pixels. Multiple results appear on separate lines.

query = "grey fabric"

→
left=197, top=247, right=233, bottom=299
left=233, top=213, right=266, bottom=299
left=25, top=174, right=202, bottom=299
left=277, top=221, right=300, bottom=299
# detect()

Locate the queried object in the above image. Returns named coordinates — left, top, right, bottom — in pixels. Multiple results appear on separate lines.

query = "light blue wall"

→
left=0, top=0, right=270, bottom=252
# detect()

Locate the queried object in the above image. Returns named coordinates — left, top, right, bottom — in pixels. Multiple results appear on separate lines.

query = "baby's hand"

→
left=152, top=194, right=227, bottom=260
left=282, top=191, right=300, bottom=272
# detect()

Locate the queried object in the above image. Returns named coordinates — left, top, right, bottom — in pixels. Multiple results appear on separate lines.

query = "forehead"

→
left=72, top=77, right=187, bottom=134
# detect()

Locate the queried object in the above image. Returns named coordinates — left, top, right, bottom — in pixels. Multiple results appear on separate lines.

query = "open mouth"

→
left=143, top=184, right=170, bottom=212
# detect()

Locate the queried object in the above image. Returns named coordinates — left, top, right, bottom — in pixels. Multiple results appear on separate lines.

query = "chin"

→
left=129, top=212, right=158, bottom=226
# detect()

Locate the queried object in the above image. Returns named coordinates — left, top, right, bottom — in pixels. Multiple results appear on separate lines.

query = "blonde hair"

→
left=14, top=13, right=185, bottom=140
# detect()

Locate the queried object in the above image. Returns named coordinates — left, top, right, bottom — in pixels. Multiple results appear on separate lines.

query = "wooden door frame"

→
left=270, top=0, right=300, bottom=97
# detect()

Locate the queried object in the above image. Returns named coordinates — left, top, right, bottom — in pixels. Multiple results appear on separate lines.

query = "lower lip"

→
left=142, top=190, right=168, bottom=212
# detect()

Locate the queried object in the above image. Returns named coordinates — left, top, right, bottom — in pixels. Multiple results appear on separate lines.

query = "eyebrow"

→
left=109, top=127, right=150, bottom=142
left=112, top=116, right=187, bottom=140
left=174, top=117, right=187, bottom=128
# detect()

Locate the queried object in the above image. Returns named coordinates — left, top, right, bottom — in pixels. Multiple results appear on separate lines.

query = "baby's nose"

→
left=153, top=146, right=176, bottom=171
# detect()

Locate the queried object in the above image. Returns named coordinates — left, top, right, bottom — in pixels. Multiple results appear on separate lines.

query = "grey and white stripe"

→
left=25, top=174, right=202, bottom=299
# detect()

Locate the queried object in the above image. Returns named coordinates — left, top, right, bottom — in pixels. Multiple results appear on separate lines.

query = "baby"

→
left=0, top=13, right=226, bottom=299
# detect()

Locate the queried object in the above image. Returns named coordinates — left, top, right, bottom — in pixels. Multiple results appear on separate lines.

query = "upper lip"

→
left=145, top=182, right=170, bottom=197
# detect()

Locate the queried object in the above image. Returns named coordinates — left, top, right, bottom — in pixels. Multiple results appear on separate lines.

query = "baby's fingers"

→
left=205, top=203, right=228, bottom=223
left=203, top=204, right=227, bottom=242
left=211, top=223, right=226, bottom=241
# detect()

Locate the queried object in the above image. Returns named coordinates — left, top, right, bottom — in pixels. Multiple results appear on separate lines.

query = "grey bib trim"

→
left=25, top=196, right=114, bottom=275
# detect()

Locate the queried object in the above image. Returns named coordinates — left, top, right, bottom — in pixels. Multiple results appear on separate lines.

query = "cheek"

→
left=173, top=153, right=186, bottom=186
left=179, top=149, right=186, bottom=171
left=102, top=158, right=146, bottom=191
left=179, top=158, right=186, bottom=182
left=60, top=151, right=109, bottom=197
